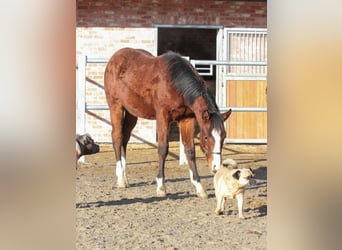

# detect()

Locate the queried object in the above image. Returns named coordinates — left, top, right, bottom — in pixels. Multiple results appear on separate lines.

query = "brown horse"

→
left=104, top=48, right=231, bottom=198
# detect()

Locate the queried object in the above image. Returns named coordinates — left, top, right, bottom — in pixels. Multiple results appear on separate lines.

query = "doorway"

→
left=156, top=25, right=221, bottom=140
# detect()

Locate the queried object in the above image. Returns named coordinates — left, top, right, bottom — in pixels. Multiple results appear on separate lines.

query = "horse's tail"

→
left=222, top=158, right=238, bottom=169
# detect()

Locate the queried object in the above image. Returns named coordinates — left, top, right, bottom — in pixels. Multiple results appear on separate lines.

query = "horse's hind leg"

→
left=179, top=118, right=208, bottom=198
left=121, top=111, right=138, bottom=186
left=122, top=111, right=138, bottom=152
left=108, top=105, right=129, bottom=188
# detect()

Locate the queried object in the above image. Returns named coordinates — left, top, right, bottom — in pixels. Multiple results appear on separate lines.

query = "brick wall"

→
left=77, top=0, right=267, bottom=28
left=76, top=1, right=267, bottom=144
left=77, top=28, right=156, bottom=143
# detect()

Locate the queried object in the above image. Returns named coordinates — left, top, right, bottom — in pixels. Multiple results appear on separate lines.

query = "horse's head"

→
left=199, top=109, right=232, bottom=173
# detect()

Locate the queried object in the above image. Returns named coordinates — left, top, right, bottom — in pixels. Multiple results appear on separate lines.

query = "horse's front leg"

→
left=155, top=115, right=170, bottom=197
left=179, top=118, right=208, bottom=198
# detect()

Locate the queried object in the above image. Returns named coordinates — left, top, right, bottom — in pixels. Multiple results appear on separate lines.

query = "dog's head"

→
left=232, top=168, right=255, bottom=187
left=76, top=133, right=100, bottom=158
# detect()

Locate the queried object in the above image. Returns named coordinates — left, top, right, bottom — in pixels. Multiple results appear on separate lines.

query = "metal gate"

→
left=76, top=56, right=157, bottom=144
left=190, top=28, right=267, bottom=143
left=76, top=28, right=267, bottom=145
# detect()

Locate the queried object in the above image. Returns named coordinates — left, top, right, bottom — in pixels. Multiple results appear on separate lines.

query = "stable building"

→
left=76, top=0, right=267, bottom=144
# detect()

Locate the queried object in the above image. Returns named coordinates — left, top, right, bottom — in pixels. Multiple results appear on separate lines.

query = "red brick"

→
left=76, top=0, right=266, bottom=28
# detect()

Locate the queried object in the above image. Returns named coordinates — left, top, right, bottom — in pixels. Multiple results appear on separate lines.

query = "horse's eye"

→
left=204, top=136, right=208, bottom=141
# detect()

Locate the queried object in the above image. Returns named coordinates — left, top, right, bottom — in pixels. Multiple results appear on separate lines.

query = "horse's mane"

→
left=162, top=51, right=219, bottom=112
left=162, top=52, right=224, bottom=131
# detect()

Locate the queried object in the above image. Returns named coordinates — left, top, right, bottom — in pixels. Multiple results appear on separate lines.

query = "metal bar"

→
left=86, top=104, right=108, bottom=110
left=85, top=58, right=267, bottom=67
left=220, top=107, right=267, bottom=112
left=191, top=60, right=267, bottom=66
left=225, top=75, right=267, bottom=81
left=224, top=138, right=267, bottom=144
left=86, top=58, right=267, bottom=67
left=86, top=58, right=109, bottom=64
left=85, top=105, right=267, bottom=113
left=86, top=58, right=268, bottom=66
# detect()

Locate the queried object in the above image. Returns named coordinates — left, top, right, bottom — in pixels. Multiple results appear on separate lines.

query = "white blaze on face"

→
left=212, top=129, right=221, bottom=171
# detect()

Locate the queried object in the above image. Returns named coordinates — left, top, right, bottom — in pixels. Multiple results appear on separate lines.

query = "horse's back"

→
left=111, top=47, right=153, bottom=60
left=105, top=48, right=156, bottom=92
left=104, top=48, right=165, bottom=119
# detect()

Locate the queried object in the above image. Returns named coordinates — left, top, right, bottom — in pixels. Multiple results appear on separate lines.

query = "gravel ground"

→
left=76, top=143, right=267, bottom=249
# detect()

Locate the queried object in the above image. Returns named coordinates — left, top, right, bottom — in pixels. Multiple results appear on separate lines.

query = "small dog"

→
left=76, top=133, right=100, bottom=161
left=214, top=159, right=255, bottom=218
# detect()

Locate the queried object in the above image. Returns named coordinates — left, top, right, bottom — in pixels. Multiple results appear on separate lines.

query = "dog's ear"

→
left=84, top=133, right=92, bottom=140
left=232, top=170, right=241, bottom=180
left=85, top=135, right=94, bottom=144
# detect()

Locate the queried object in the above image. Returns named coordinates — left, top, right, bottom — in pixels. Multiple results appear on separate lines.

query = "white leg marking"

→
left=179, top=135, right=188, bottom=165
left=212, top=129, right=222, bottom=172
left=121, top=155, right=126, bottom=168
left=116, top=160, right=125, bottom=187
left=156, top=177, right=167, bottom=197
left=116, top=156, right=129, bottom=188
left=121, top=156, right=129, bottom=186
left=189, top=170, right=208, bottom=198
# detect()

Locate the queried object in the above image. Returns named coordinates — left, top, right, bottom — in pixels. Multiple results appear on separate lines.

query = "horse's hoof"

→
left=215, top=209, right=222, bottom=215
left=197, top=191, right=208, bottom=199
left=117, top=181, right=129, bottom=188
left=156, top=190, right=167, bottom=197
left=117, top=184, right=128, bottom=188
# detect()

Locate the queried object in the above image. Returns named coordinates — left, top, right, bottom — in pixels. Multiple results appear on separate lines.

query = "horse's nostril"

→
left=212, top=165, right=217, bottom=174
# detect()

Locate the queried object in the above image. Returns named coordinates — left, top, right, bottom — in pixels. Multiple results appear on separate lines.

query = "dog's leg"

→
left=221, top=197, right=226, bottom=212
left=236, top=193, right=245, bottom=219
left=215, top=196, right=224, bottom=215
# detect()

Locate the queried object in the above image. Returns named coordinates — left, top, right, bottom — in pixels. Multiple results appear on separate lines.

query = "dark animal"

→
left=76, top=133, right=100, bottom=162
left=104, top=48, right=231, bottom=197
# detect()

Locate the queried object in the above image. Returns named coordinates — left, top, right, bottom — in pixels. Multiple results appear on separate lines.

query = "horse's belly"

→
left=122, top=95, right=156, bottom=120
left=126, top=105, right=156, bottom=120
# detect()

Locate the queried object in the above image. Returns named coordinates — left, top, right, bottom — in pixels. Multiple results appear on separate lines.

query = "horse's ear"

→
left=221, top=109, right=232, bottom=121
left=202, top=110, right=211, bottom=121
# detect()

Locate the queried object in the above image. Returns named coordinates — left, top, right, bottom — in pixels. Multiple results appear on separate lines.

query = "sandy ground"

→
left=76, top=142, right=267, bottom=249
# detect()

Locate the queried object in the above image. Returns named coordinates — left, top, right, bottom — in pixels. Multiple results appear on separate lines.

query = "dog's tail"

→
left=222, top=158, right=238, bottom=169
